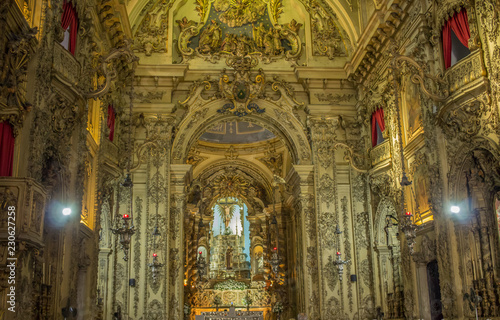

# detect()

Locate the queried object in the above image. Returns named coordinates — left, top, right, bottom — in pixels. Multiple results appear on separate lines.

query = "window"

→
left=442, top=8, right=470, bottom=69
left=60, top=1, right=78, bottom=55
left=371, top=108, right=385, bottom=147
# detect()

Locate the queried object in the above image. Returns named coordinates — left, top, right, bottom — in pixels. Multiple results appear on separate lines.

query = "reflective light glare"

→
left=62, top=208, right=72, bottom=216
left=451, top=206, right=460, bottom=214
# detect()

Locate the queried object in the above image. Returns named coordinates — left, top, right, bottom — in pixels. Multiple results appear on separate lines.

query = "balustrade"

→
left=445, top=49, right=486, bottom=97
left=52, top=42, right=81, bottom=87
left=370, top=140, right=391, bottom=168
left=0, top=178, right=48, bottom=247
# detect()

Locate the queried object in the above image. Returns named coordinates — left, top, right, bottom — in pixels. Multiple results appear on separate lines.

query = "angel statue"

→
left=199, top=20, right=222, bottom=54
left=286, top=19, right=303, bottom=33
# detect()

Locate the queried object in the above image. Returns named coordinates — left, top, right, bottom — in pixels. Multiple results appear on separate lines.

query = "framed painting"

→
left=402, top=77, right=423, bottom=144
left=409, top=154, right=432, bottom=224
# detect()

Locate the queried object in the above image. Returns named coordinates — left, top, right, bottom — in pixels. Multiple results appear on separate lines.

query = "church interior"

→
left=1, top=0, right=500, bottom=319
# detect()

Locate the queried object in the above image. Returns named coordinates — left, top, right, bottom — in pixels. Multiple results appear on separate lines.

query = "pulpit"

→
left=196, top=306, right=264, bottom=320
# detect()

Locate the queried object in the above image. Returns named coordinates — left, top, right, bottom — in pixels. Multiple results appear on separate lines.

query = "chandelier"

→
left=111, top=71, right=136, bottom=261
left=196, top=193, right=207, bottom=281
left=331, top=224, right=349, bottom=281
left=268, top=176, right=285, bottom=283
left=390, top=57, right=419, bottom=254
left=148, top=168, right=164, bottom=283
left=148, top=226, right=164, bottom=284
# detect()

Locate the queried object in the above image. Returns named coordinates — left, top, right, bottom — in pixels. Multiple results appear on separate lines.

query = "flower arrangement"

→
left=272, top=301, right=283, bottom=314
left=214, top=279, right=248, bottom=291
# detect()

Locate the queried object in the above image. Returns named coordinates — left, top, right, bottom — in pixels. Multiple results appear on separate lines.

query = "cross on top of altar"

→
left=196, top=306, right=263, bottom=320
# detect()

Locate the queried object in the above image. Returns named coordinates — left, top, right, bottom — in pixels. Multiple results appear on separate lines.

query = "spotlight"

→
left=450, top=205, right=460, bottom=214
left=62, top=208, right=72, bottom=216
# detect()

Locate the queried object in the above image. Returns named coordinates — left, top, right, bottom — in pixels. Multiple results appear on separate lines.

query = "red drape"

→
left=442, top=22, right=452, bottom=70
left=442, top=8, right=470, bottom=69
left=107, top=105, right=115, bottom=142
left=371, top=108, right=385, bottom=147
left=0, top=122, right=15, bottom=176
left=60, top=1, right=78, bottom=55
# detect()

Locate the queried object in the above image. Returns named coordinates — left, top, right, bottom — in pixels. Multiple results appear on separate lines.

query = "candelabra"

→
left=331, top=224, right=350, bottom=281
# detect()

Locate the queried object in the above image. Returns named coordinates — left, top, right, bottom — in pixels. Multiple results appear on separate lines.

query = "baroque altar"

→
left=196, top=307, right=264, bottom=320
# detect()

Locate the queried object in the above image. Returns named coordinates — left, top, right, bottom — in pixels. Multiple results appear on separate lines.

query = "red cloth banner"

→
left=371, top=108, right=385, bottom=147
left=0, top=122, right=15, bottom=176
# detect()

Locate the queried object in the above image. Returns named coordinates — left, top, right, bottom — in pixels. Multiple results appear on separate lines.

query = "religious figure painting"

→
left=404, top=80, right=423, bottom=142
left=412, top=165, right=431, bottom=221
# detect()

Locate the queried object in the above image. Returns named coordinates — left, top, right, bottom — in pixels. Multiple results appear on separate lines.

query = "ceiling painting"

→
left=176, top=0, right=303, bottom=63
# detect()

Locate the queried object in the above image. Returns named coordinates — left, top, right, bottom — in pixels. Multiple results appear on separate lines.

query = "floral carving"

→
left=133, top=0, right=174, bottom=56
left=318, top=174, right=334, bottom=208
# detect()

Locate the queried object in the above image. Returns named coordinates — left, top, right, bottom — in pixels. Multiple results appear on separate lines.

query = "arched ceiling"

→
left=199, top=121, right=275, bottom=144
left=123, top=0, right=365, bottom=65
left=127, top=0, right=361, bottom=38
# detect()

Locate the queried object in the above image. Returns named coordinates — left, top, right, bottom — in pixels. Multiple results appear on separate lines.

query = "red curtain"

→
left=107, top=105, right=115, bottom=142
left=60, top=1, right=78, bottom=55
left=0, top=122, right=15, bottom=176
left=442, top=22, right=452, bottom=70
left=442, top=8, right=470, bottom=69
left=371, top=108, right=385, bottom=147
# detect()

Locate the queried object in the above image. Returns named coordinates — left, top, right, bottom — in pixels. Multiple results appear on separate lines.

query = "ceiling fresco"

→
left=176, top=0, right=303, bottom=63
left=128, top=0, right=360, bottom=63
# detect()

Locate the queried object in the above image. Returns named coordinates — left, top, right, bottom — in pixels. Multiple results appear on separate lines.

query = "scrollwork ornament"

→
left=318, top=174, right=334, bottom=208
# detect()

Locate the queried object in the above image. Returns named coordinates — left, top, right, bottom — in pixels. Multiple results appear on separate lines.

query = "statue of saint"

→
left=273, top=29, right=283, bottom=55
left=226, top=246, right=233, bottom=269
left=224, top=206, right=232, bottom=228
left=252, top=23, right=266, bottom=48
left=263, top=29, right=274, bottom=55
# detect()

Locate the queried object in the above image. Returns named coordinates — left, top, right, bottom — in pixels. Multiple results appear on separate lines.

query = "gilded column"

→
left=168, top=164, right=192, bottom=319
